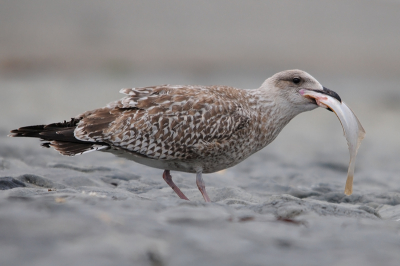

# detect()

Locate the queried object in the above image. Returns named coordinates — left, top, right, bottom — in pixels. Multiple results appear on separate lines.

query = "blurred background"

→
left=1, top=0, right=400, bottom=178
left=2, top=2, right=400, bottom=265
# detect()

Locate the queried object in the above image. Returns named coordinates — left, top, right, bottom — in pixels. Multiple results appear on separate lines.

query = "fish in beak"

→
left=304, top=87, right=341, bottom=112
left=300, top=87, right=366, bottom=196
left=320, top=87, right=342, bottom=103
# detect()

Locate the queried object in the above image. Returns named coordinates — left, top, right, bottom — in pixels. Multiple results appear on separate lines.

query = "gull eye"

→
left=292, top=77, right=301, bottom=84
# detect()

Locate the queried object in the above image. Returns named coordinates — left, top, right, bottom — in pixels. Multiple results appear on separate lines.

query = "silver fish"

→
left=301, top=89, right=366, bottom=195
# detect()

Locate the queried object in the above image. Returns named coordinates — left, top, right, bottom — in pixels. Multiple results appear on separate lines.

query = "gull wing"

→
left=74, top=85, right=251, bottom=160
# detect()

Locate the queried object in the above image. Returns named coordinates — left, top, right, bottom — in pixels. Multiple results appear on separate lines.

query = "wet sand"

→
left=1, top=72, right=400, bottom=266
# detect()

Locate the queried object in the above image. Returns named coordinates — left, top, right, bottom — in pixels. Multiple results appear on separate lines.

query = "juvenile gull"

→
left=9, top=70, right=342, bottom=202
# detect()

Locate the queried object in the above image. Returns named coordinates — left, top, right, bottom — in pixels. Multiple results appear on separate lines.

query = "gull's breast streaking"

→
left=9, top=69, right=362, bottom=202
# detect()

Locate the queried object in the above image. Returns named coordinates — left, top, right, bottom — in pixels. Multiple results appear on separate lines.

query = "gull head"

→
left=262, top=69, right=341, bottom=114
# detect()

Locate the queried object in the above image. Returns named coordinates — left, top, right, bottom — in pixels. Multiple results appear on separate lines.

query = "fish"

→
left=300, top=89, right=366, bottom=195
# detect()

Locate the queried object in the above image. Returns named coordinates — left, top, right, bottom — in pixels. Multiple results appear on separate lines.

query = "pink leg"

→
left=196, top=170, right=211, bottom=202
left=162, top=170, right=189, bottom=200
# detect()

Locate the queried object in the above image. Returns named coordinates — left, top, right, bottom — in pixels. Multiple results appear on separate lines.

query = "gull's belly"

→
left=103, top=137, right=259, bottom=174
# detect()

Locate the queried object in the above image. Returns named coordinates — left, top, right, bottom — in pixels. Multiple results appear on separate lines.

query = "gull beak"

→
left=317, top=87, right=341, bottom=112
left=302, top=87, right=342, bottom=112
left=320, top=87, right=342, bottom=103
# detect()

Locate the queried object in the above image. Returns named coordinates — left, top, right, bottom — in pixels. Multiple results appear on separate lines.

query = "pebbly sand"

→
left=1, top=72, right=400, bottom=266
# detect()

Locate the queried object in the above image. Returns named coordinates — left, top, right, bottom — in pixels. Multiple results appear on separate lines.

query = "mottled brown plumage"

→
left=74, top=85, right=261, bottom=173
left=9, top=70, right=341, bottom=202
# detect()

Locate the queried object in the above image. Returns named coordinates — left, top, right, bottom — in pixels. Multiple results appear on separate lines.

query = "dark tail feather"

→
left=43, top=141, right=108, bottom=156
left=9, top=118, right=109, bottom=156
left=9, top=118, right=80, bottom=140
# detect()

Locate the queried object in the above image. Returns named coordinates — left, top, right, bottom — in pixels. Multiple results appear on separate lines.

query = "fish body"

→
left=301, top=89, right=366, bottom=195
